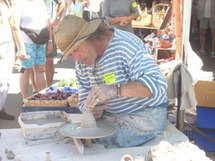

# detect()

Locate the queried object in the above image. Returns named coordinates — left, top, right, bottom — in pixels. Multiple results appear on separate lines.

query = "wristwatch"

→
left=56, top=16, right=61, bottom=20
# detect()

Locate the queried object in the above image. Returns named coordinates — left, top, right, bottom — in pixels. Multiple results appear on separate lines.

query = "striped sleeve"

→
left=129, top=51, right=168, bottom=98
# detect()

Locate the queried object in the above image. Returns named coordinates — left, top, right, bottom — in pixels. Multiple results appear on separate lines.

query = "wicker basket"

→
left=132, top=6, right=152, bottom=27
left=23, top=94, right=69, bottom=107
left=152, top=3, right=169, bottom=28
left=67, top=95, right=78, bottom=107
left=23, top=99, right=69, bottom=107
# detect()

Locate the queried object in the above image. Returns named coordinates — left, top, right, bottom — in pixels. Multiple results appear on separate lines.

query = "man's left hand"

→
left=85, top=85, right=118, bottom=108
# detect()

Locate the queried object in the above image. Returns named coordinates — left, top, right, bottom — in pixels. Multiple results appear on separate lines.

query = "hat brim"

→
left=59, top=19, right=102, bottom=63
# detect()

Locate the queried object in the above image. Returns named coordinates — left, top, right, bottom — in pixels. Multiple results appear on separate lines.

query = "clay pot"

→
left=6, top=151, right=15, bottom=160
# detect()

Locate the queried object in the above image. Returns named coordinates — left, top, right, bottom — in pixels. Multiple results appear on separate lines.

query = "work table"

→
left=0, top=115, right=188, bottom=161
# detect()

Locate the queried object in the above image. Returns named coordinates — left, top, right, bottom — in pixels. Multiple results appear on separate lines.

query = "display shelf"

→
left=155, top=47, right=176, bottom=61
left=132, top=25, right=158, bottom=30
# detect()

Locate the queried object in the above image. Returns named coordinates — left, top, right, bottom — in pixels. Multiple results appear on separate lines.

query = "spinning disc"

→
left=61, top=108, right=115, bottom=139
left=60, top=122, right=115, bottom=139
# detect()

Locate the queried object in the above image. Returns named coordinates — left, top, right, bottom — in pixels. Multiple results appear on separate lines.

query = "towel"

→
left=167, top=63, right=197, bottom=110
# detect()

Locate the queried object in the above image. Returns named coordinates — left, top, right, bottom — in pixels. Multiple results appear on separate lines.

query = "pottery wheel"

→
left=60, top=108, right=115, bottom=139
left=60, top=122, right=115, bottom=139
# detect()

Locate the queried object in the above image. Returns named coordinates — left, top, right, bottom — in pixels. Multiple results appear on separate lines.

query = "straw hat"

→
left=53, top=15, right=102, bottom=62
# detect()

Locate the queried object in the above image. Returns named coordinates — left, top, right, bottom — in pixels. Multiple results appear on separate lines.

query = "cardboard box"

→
left=194, top=80, right=215, bottom=108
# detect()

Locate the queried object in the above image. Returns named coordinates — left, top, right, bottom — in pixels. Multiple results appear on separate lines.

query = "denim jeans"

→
left=94, top=105, right=167, bottom=148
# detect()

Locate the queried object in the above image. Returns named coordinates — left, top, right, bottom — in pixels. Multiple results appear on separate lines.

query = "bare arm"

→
left=85, top=80, right=152, bottom=108
left=11, top=1, right=27, bottom=60
left=102, top=0, right=139, bottom=26
left=12, top=28, right=25, bottom=53
left=56, top=0, right=65, bottom=17
left=46, top=19, right=54, bottom=55
left=121, top=80, right=152, bottom=98
left=52, top=0, right=65, bottom=26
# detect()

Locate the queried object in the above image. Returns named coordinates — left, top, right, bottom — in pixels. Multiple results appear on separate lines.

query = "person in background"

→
left=197, top=0, right=215, bottom=58
left=44, top=0, right=65, bottom=87
left=190, top=0, right=199, bottom=41
left=64, top=0, right=75, bottom=15
left=54, top=15, right=168, bottom=147
left=17, top=0, right=52, bottom=99
left=30, top=0, right=65, bottom=93
left=102, top=0, right=139, bottom=33
left=73, top=0, right=88, bottom=18
left=82, top=0, right=102, bottom=21
left=0, top=0, right=26, bottom=119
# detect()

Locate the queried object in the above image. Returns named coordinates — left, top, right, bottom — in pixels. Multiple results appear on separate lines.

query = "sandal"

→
left=197, top=50, right=205, bottom=56
left=211, top=52, right=215, bottom=59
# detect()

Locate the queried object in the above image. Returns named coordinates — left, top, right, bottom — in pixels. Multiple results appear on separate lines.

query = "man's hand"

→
left=91, top=104, right=107, bottom=119
left=119, top=17, right=131, bottom=26
left=91, top=84, right=118, bottom=99
left=85, top=85, right=118, bottom=108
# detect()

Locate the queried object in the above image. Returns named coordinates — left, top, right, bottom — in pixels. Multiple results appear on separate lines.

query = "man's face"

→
left=69, top=41, right=97, bottom=65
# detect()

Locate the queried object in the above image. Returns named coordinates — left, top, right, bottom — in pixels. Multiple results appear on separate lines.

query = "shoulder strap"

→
left=5, top=0, right=12, bottom=7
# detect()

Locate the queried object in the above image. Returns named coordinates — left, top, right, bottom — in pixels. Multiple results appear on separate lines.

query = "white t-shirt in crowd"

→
left=84, top=0, right=102, bottom=13
left=19, top=0, right=49, bottom=43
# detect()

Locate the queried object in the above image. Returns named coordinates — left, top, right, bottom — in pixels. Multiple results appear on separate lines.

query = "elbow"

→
left=144, top=86, right=153, bottom=97
left=12, top=25, right=20, bottom=31
left=153, top=88, right=167, bottom=98
left=134, top=13, right=140, bottom=20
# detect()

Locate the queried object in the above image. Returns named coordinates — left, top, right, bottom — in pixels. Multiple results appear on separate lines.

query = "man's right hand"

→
left=90, top=104, right=108, bottom=119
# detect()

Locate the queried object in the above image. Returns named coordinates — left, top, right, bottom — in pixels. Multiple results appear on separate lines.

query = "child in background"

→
left=73, top=0, right=88, bottom=18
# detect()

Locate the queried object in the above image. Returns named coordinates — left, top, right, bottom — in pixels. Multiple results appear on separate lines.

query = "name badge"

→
left=132, top=2, right=138, bottom=8
left=103, top=72, right=116, bottom=84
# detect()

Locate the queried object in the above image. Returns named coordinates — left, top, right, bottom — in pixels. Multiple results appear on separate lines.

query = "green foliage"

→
left=56, top=78, right=77, bottom=87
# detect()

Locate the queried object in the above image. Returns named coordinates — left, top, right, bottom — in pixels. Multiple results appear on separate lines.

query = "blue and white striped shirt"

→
left=76, top=29, right=168, bottom=113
